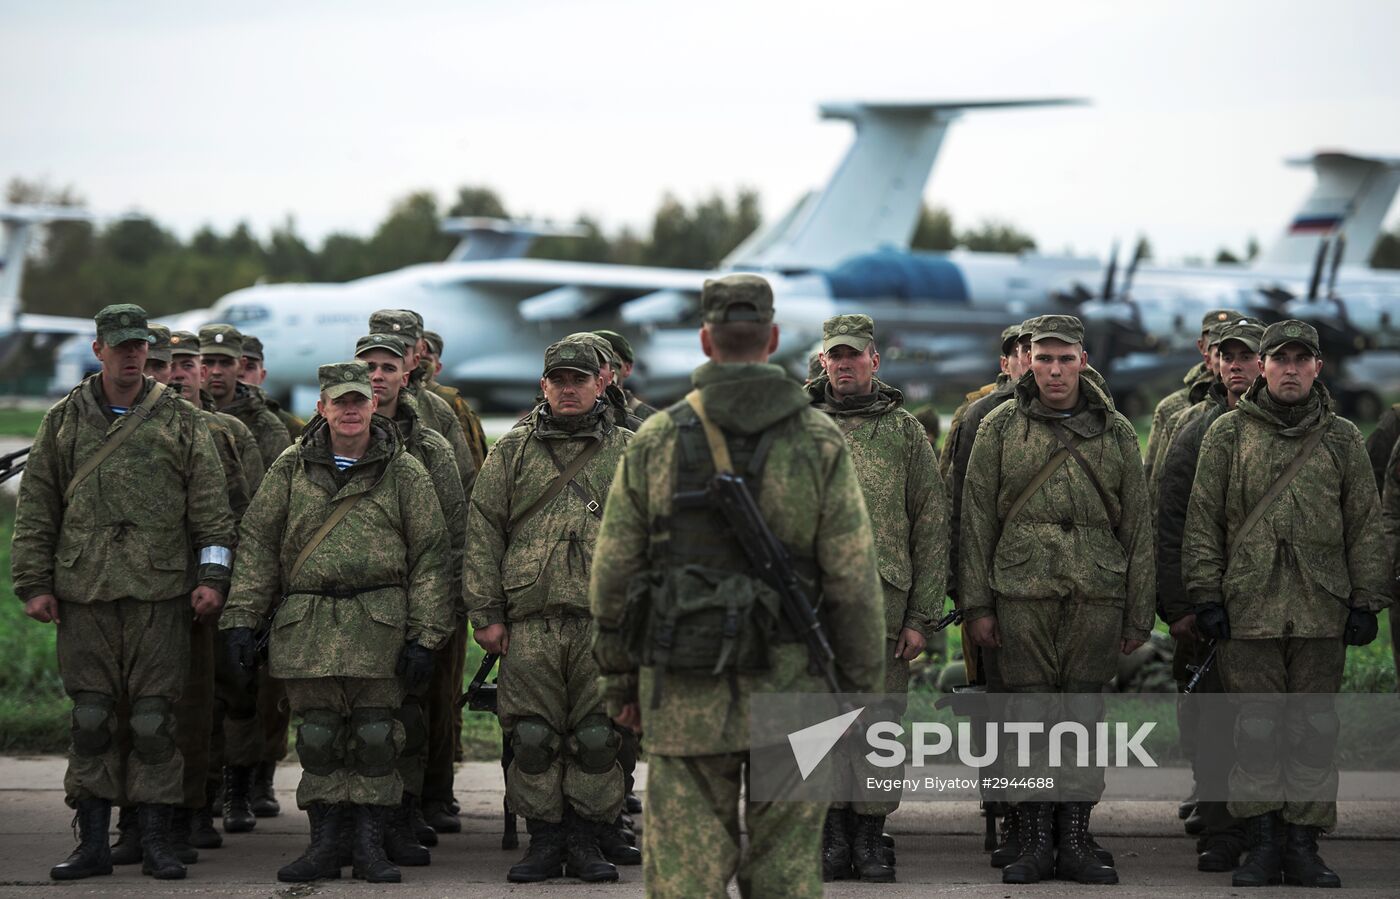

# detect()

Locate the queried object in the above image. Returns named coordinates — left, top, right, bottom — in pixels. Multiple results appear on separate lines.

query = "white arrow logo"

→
left=787, top=706, right=865, bottom=780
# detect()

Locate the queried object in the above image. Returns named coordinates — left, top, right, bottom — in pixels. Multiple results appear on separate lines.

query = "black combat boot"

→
left=168, top=806, right=199, bottom=864
left=1082, top=803, right=1114, bottom=867
left=508, top=818, right=566, bottom=882
left=881, top=831, right=896, bottom=867
left=851, top=813, right=896, bottom=882
left=407, top=791, right=438, bottom=846
left=563, top=813, right=619, bottom=883
left=350, top=804, right=401, bottom=883
left=50, top=798, right=113, bottom=881
left=277, top=802, right=343, bottom=883
left=337, top=802, right=354, bottom=868
left=1054, top=802, right=1119, bottom=884
left=821, top=808, right=853, bottom=881
left=250, top=761, right=281, bottom=818
left=1197, top=829, right=1246, bottom=872
left=109, top=805, right=143, bottom=866
left=422, top=797, right=462, bottom=833
left=596, top=815, right=642, bottom=866
left=139, top=804, right=187, bottom=880
left=624, top=791, right=642, bottom=815
left=1002, top=803, right=1056, bottom=885
left=221, top=765, right=256, bottom=833
left=1232, top=812, right=1284, bottom=887
left=989, top=804, right=1021, bottom=868
left=189, top=783, right=222, bottom=849
left=1282, top=823, right=1341, bottom=888
left=1184, top=802, right=1207, bottom=835
left=383, top=793, right=431, bottom=867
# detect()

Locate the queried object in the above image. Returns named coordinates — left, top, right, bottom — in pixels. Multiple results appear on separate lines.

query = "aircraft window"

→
left=224, top=305, right=271, bottom=325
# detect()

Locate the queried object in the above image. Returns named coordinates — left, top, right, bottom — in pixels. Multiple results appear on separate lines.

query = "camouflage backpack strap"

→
left=1229, top=420, right=1332, bottom=559
left=1048, top=421, right=1119, bottom=530
left=63, top=381, right=169, bottom=503
left=289, top=491, right=368, bottom=585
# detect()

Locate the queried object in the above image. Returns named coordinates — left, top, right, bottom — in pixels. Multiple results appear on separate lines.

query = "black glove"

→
left=1195, top=603, right=1230, bottom=641
left=1343, top=608, right=1379, bottom=646
left=396, top=640, right=435, bottom=692
left=223, top=627, right=259, bottom=689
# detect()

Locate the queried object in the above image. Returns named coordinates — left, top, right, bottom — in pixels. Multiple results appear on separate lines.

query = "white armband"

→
left=199, top=546, right=233, bottom=568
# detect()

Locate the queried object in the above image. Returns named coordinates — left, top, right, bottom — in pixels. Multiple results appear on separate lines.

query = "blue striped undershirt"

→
left=333, top=455, right=358, bottom=471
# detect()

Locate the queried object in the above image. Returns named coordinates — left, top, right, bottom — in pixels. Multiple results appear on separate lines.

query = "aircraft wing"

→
left=407, top=258, right=711, bottom=293
left=12, top=312, right=96, bottom=336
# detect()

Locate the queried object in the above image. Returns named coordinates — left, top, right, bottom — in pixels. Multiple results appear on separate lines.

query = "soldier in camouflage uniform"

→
left=595, top=329, right=658, bottom=422
left=911, top=404, right=940, bottom=447
left=940, top=324, right=1023, bottom=480
left=960, top=314, right=1154, bottom=886
left=1183, top=319, right=1390, bottom=889
left=421, top=328, right=489, bottom=472
left=14, top=305, right=235, bottom=882
left=220, top=362, right=452, bottom=884
left=200, top=323, right=294, bottom=829
left=1143, top=308, right=1242, bottom=476
left=239, top=335, right=306, bottom=437
left=354, top=331, right=468, bottom=864
left=589, top=274, right=886, bottom=898
left=1155, top=318, right=1263, bottom=871
left=465, top=340, right=634, bottom=883
left=1364, top=403, right=1400, bottom=691
left=808, top=313, right=950, bottom=882
left=1147, top=319, right=1231, bottom=505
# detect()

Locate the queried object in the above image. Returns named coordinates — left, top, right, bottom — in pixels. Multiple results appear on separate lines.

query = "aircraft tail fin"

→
left=723, top=98, right=1084, bottom=273
left=1259, top=152, right=1400, bottom=269
left=441, top=217, right=587, bottom=262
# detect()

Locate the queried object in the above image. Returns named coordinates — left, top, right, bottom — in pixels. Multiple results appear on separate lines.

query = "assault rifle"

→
left=1183, top=640, right=1217, bottom=695
left=458, top=652, right=500, bottom=712
left=0, top=446, right=29, bottom=485
left=931, top=607, right=964, bottom=632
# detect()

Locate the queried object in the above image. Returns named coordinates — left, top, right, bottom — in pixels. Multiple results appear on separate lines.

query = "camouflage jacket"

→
left=941, top=373, right=1015, bottom=600
left=589, top=362, right=884, bottom=756
left=624, top=388, right=658, bottom=422
left=406, top=387, right=477, bottom=497
left=959, top=377, right=1156, bottom=642
left=221, top=382, right=291, bottom=476
left=390, top=399, right=468, bottom=618
left=940, top=379, right=1000, bottom=480
left=1366, top=402, right=1400, bottom=494
left=464, top=401, right=631, bottom=627
left=1143, top=361, right=1212, bottom=475
left=221, top=416, right=452, bottom=678
left=1380, top=438, right=1400, bottom=581
left=604, top=383, right=645, bottom=432
left=808, top=376, right=950, bottom=638
left=1154, top=382, right=1229, bottom=623
left=1183, top=380, right=1390, bottom=638
left=1146, top=376, right=1215, bottom=502
left=425, top=377, right=489, bottom=470
left=201, top=391, right=265, bottom=497
left=197, top=407, right=253, bottom=526
left=12, top=374, right=234, bottom=604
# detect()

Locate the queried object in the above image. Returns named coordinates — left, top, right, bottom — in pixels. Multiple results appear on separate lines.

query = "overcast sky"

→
left=6, top=0, right=1400, bottom=265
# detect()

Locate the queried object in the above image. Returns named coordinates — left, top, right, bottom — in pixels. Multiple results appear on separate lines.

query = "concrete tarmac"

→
left=1, top=756, right=1396, bottom=897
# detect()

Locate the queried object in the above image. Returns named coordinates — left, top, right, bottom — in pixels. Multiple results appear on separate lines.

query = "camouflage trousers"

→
left=282, top=677, right=405, bottom=809
left=645, top=749, right=825, bottom=899
left=57, top=597, right=189, bottom=806
left=421, top=617, right=468, bottom=806
left=1216, top=637, right=1345, bottom=829
left=498, top=616, right=624, bottom=824
left=834, top=637, right=911, bottom=816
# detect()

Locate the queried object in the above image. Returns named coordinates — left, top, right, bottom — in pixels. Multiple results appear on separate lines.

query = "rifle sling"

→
left=684, top=390, right=734, bottom=473
left=289, top=490, right=369, bottom=586
left=540, top=437, right=605, bottom=520
left=1003, top=449, right=1069, bottom=527
left=1048, top=421, right=1120, bottom=530
left=64, top=382, right=168, bottom=503
left=1230, top=421, right=1331, bottom=558
left=508, top=436, right=603, bottom=537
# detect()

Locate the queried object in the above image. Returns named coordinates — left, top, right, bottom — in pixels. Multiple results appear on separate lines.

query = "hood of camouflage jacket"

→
left=692, top=361, right=810, bottom=436
left=1237, top=377, right=1333, bottom=437
left=1012, top=370, right=1113, bottom=440
left=805, top=375, right=904, bottom=416
left=528, top=399, right=613, bottom=440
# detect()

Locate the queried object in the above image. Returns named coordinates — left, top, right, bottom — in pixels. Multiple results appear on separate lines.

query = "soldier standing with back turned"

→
left=589, top=274, right=886, bottom=898
left=1182, top=319, right=1389, bottom=889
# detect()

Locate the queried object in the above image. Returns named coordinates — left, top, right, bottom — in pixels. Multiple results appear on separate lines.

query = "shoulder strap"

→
left=684, top=390, right=734, bottom=473
left=1003, top=449, right=1070, bottom=527
left=290, top=490, right=368, bottom=585
left=507, top=436, right=603, bottom=537
left=1048, top=421, right=1119, bottom=530
left=540, top=437, right=605, bottom=520
left=1230, top=421, right=1331, bottom=557
left=64, top=382, right=168, bottom=503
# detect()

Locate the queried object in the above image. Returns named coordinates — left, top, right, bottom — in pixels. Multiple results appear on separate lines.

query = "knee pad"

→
left=129, top=696, right=177, bottom=765
left=1235, top=702, right=1281, bottom=775
left=395, top=699, right=427, bottom=758
left=70, top=692, right=115, bottom=757
left=567, top=713, right=621, bottom=775
left=348, top=707, right=398, bottom=778
left=1289, top=704, right=1340, bottom=769
left=296, top=709, right=346, bottom=777
left=1061, top=687, right=1106, bottom=725
left=510, top=717, right=560, bottom=776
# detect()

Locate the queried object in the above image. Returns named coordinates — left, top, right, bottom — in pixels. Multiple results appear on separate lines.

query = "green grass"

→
left=0, top=409, right=45, bottom=438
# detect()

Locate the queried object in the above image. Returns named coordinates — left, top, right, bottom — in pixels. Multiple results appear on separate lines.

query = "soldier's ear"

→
left=91, top=340, right=102, bottom=361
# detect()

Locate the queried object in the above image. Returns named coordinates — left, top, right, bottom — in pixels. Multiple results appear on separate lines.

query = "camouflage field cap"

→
left=422, top=330, right=444, bottom=356
left=147, top=324, right=173, bottom=362
left=355, top=332, right=408, bottom=359
left=565, top=332, right=619, bottom=369
left=593, top=329, right=634, bottom=365
left=199, top=323, right=244, bottom=358
left=542, top=340, right=601, bottom=377
left=1218, top=318, right=1265, bottom=353
left=319, top=361, right=374, bottom=399
left=241, top=335, right=264, bottom=360
left=369, top=309, right=422, bottom=343
left=1201, top=308, right=1246, bottom=333
left=1260, top=319, right=1321, bottom=356
left=403, top=309, right=424, bottom=331
left=1030, top=314, right=1085, bottom=346
left=1017, top=316, right=1043, bottom=341
left=169, top=330, right=200, bottom=356
left=94, top=304, right=152, bottom=346
left=701, top=273, right=774, bottom=324
left=1000, top=324, right=1021, bottom=355
left=822, top=314, right=875, bottom=353
left=1205, top=320, right=1229, bottom=348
